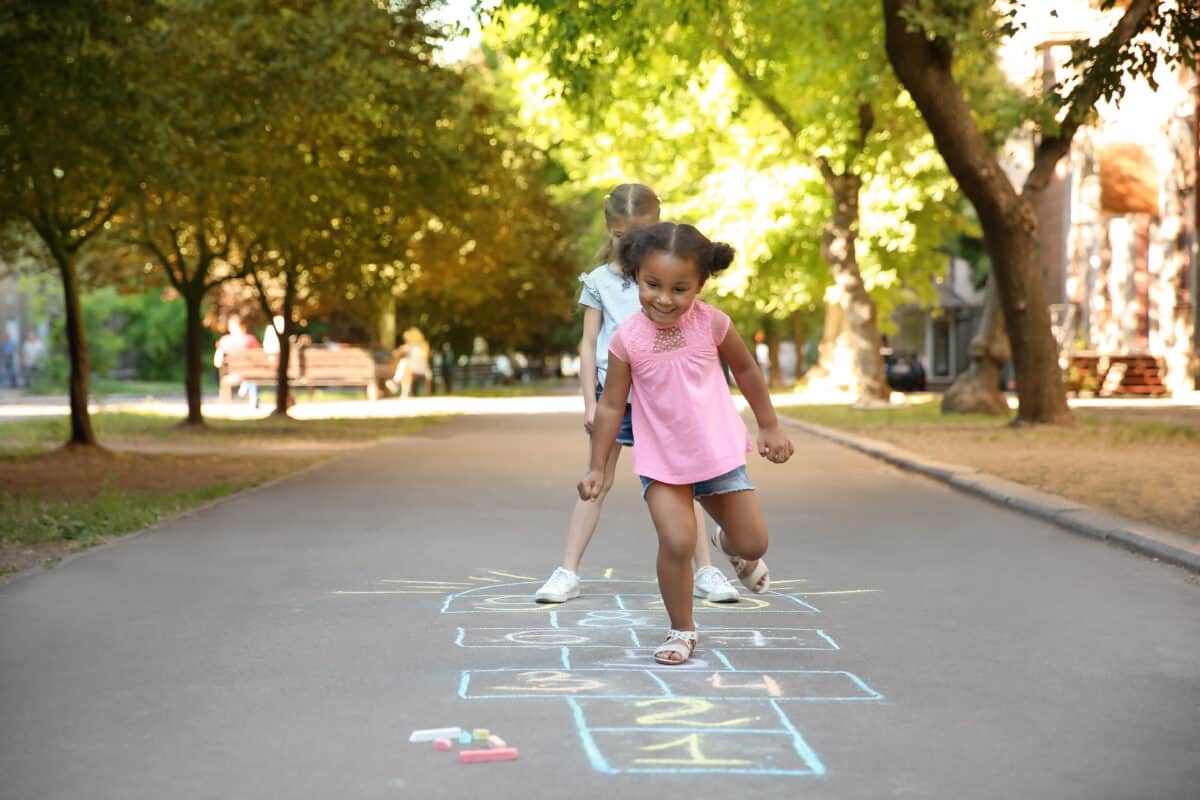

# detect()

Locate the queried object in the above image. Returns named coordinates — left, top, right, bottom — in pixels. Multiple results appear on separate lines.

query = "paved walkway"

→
left=1, top=412, right=1196, bottom=798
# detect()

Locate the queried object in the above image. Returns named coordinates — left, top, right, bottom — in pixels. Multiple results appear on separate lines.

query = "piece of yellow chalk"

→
left=459, top=747, right=518, bottom=764
left=472, top=728, right=490, bottom=741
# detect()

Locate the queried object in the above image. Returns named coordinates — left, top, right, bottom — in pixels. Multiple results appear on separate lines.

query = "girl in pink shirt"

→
left=579, top=222, right=795, bottom=666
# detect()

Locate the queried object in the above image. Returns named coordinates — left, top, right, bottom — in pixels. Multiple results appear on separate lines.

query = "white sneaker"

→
left=693, top=565, right=740, bottom=603
left=534, top=567, right=581, bottom=603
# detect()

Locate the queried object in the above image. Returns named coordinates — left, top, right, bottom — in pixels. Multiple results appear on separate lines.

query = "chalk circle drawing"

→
left=577, top=610, right=651, bottom=628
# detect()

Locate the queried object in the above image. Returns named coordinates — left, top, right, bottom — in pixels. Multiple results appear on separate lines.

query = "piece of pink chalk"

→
left=433, top=738, right=452, bottom=751
left=459, top=747, right=519, bottom=764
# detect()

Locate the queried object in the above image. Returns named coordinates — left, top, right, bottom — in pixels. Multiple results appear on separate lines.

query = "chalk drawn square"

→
left=459, top=668, right=881, bottom=702
left=654, top=670, right=882, bottom=702
left=570, top=697, right=783, bottom=732
left=562, top=646, right=730, bottom=672
left=455, top=627, right=639, bottom=648
left=698, top=628, right=839, bottom=650
left=568, top=698, right=825, bottom=776
left=441, top=594, right=622, bottom=614
left=459, top=668, right=670, bottom=699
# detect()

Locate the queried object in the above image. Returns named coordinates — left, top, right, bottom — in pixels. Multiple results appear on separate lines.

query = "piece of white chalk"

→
left=409, top=727, right=462, bottom=743
left=459, top=747, right=519, bottom=764
left=487, top=735, right=507, bottom=749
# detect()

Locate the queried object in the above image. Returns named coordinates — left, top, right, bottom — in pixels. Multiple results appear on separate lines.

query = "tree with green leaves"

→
left=0, top=1, right=155, bottom=445
left=492, top=0, right=972, bottom=403
left=883, top=0, right=1200, bottom=424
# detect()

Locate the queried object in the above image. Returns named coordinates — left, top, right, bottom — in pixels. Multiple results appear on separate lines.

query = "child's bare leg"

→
left=645, top=482, right=698, bottom=637
left=561, top=444, right=623, bottom=572
left=698, top=490, right=768, bottom=583
left=692, top=501, right=714, bottom=568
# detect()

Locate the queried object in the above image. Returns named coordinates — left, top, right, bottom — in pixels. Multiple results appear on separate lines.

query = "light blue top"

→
left=578, top=262, right=641, bottom=388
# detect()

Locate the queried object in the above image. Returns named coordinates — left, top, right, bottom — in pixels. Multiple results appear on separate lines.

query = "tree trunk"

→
left=984, top=211, right=1071, bottom=424
left=822, top=172, right=889, bottom=404
left=813, top=293, right=847, bottom=381
left=182, top=288, right=206, bottom=426
left=791, top=309, right=808, bottom=378
left=378, top=301, right=396, bottom=350
left=941, top=276, right=1010, bottom=415
left=438, top=343, right=454, bottom=393
left=762, top=315, right=782, bottom=389
left=884, top=0, right=1073, bottom=424
left=273, top=272, right=295, bottom=417
left=47, top=237, right=97, bottom=446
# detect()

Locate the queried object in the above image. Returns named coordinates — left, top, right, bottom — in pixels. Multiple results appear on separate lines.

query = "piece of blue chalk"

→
left=458, top=731, right=473, bottom=744
left=409, top=727, right=462, bottom=743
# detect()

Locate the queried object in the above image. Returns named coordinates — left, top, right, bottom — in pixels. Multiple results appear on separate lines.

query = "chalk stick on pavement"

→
left=487, top=735, right=507, bottom=749
left=472, top=728, right=490, bottom=741
left=433, top=739, right=453, bottom=751
left=458, top=731, right=473, bottom=744
left=459, top=747, right=519, bottom=764
left=410, top=727, right=462, bottom=743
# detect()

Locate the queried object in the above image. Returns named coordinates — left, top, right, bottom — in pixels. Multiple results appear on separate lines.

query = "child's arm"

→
left=578, top=307, right=602, bottom=429
left=718, top=325, right=795, bottom=464
left=578, top=352, right=632, bottom=499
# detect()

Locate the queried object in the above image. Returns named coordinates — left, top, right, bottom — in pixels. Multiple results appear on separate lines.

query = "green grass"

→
left=0, top=411, right=448, bottom=451
left=0, top=482, right=248, bottom=547
left=781, top=398, right=1200, bottom=443
left=450, top=378, right=574, bottom=397
left=781, top=399, right=998, bottom=429
left=30, top=376, right=215, bottom=398
left=0, top=411, right=450, bottom=571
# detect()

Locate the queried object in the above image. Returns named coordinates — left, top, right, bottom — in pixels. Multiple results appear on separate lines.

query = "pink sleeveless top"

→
left=609, top=300, right=751, bottom=484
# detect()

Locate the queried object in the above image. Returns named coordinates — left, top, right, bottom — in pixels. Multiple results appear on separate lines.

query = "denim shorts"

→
left=639, top=465, right=754, bottom=500
left=587, top=384, right=634, bottom=446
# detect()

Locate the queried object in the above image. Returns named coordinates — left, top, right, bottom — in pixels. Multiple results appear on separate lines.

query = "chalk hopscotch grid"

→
left=333, top=573, right=880, bottom=776
left=568, top=697, right=828, bottom=777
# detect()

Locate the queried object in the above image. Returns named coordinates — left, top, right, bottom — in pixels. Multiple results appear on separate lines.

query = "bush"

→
left=40, top=289, right=213, bottom=387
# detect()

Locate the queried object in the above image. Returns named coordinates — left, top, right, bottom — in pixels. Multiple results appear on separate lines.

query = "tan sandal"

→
left=654, top=629, right=697, bottom=665
left=711, top=528, right=770, bottom=594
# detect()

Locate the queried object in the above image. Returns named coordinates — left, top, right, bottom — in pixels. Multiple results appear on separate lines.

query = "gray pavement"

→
left=1, top=412, right=1197, bottom=799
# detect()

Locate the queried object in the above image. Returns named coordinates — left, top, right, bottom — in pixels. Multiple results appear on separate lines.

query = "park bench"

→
left=1065, top=353, right=1167, bottom=397
left=219, top=346, right=379, bottom=403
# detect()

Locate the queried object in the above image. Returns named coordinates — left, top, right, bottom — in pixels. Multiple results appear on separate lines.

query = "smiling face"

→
left=637, top=249, right=703, bottom=325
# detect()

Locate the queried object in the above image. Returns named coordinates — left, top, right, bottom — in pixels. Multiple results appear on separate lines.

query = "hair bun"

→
left=709, top=242, right=735, bottom=274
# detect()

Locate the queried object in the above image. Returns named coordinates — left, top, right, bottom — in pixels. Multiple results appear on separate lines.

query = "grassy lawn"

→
left=450, top=378, right=575, bottom=397
left=780, top=398, right=1200, bottom=538
left=0, top=412, right=447, bottom=578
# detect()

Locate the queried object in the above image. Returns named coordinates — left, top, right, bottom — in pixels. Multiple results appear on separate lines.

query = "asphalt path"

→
left=1, top=412, right=1197, bottom=799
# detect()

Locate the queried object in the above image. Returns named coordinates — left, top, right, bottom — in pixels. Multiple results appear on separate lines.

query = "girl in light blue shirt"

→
left=535, top=184, right=740, bottom=604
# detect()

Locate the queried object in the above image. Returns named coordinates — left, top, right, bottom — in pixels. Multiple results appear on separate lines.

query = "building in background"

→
left=904, top=2, right=1197, bottom=395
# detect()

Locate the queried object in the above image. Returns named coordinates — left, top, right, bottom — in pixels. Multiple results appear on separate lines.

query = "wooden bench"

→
left=219, top=346, right=378, bottom=403
left=1065, top=353, right=1167, bottom=397
left=296, top=346, right=378, bottom=400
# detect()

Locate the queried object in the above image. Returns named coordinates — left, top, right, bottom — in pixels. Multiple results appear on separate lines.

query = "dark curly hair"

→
left=617, top=222, right=735, bottom=283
